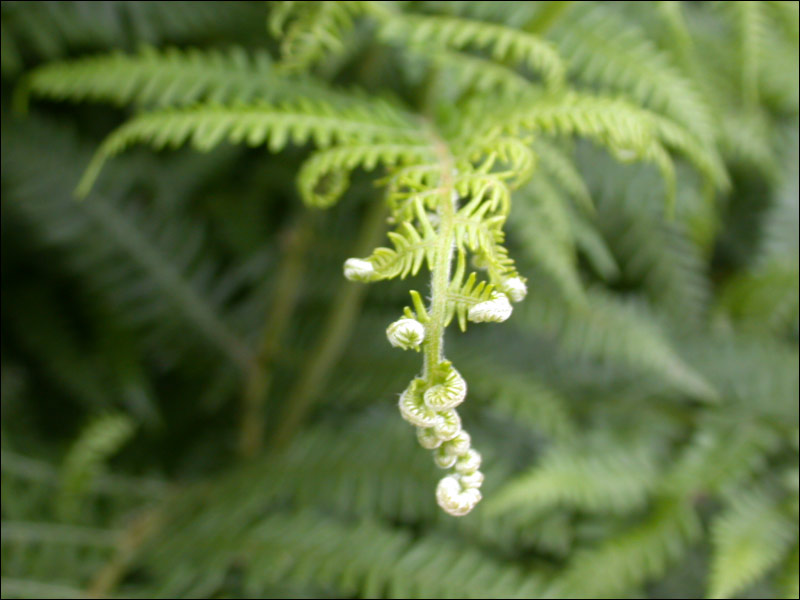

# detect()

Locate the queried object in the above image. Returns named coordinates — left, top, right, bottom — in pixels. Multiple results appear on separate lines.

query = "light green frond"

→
left=366, top=218, right=438, bottom=280
left=270, top=1, right=370, bottom=71
left=460, top=137, right=538, bottom=191
left=479, top=91, right=727, bottom=206
left=18, top=46, right=275, bottom=109
left=718, top=0, right=770, bottom=107
left=550, top=2, right=716, bottom=145
left=445, top=252, right=498, bottom=331
left=58, top=414, right=135, bottom=520
left=298, top=143, right=435, bottom=207
left=378, top=12, right=566, bottom=88
left=708, top=490, right=796, bottom=599
left=77, top=100, right=422, bottom=197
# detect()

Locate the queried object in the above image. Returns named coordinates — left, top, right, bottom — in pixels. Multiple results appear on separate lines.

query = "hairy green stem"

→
left=271, top=199, right=388, bottom=450
left=423, top=128, right=457, bottom=382
left=239, top=213, right=312, bottom=458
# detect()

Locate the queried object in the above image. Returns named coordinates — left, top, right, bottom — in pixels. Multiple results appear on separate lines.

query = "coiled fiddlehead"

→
left=344, top=133, right=528, bottom=515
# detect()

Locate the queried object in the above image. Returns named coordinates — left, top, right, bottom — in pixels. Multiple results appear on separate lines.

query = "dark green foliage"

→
left=1, top=1, right=797, bottom=598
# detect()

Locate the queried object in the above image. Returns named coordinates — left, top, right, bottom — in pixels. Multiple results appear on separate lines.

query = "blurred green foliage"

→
left=1, top=1, right=798, bottom=598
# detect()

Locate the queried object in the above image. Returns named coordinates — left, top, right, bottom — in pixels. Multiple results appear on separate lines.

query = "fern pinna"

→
left=17, top=0, right=728, bottom=517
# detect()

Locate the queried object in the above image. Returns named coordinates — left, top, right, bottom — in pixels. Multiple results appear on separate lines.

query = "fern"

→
left=2, top=2, right=798, bottom=599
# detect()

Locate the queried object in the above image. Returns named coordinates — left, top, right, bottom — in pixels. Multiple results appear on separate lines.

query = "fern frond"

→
left=708, top=490, right=796, bottom=599
left=719, top=0, right=770, bottom=108
left=461, top=361, right=576, bottom=441
left=531, top=139, right=593, bottom=213
left=298, top=143, right=435, bottom=207
left=444, top=251, right=500, bottom=331
left=520, top=289, right=718, bottom=401
left=366, top=218, right=438, bottom=280
left=1, top=1, right=265, bottom=69
left=511, top=174, right=585, bottom=304
left=19, top=46, right=274, bottom=109
left=719, top=259, right=799, bottom=333
left=2, top=117, right=256, bottom=371
left=77, top=100, right=422, bottom=196
left=270, top=1, right=370, bottom=71
left=550, top=2, right=716, bottom=145
left=549, top=499, right=702, bottom=598
left=378, top=11, right=566, bottom=88
left=487, top=442, right=659, bottom=516
left=424, top=49, right=539, bottom=99
left=143, top=509, right=545, bottom=599
left=570, top=212, right=620, bottom=281
left=474, top=91, right=728, bottom=206
left=58, top=414, right=135, bottom=520
left=667, top=422, right=782, bottom=496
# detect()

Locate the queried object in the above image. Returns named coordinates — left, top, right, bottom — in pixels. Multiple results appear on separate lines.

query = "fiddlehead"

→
left=343, top=128, right=529, bottom=516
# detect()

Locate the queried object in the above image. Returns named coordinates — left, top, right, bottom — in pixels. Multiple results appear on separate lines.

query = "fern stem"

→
left=239, top=213, right=313, bottom=458
left=423, top=127, right=457, bottom=381
left=271, top=199, right=388, bottom=450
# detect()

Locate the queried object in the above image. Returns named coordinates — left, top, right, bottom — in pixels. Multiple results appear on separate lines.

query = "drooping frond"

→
left=549, top=1, right=716, bottom=145
left=468, top=90, right=728, bottom=208
left=76, top=99, right=421, bottom=196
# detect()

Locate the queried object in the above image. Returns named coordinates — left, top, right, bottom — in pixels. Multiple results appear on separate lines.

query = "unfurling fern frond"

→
left=17, top=0, right=769, bottom=527
left=298, top=143, right=435, bottom=207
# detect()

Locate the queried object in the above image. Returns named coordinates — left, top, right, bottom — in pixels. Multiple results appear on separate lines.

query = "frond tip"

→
left=386, top=317, right=425, bottom=351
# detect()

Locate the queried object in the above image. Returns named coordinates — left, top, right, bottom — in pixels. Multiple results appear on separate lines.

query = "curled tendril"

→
left=343, top=258, right=377, bottom=282
left=386, top=318, right=425, bottom=350
left=468, top=291, right=513, bottom=323
left=502, top=276, right=528, bottom=302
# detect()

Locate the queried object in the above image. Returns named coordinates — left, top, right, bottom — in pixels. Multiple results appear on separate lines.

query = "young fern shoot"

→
left=343, top=127, right=530, bottom=515
left=20, top=0, right=728, bottom=517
